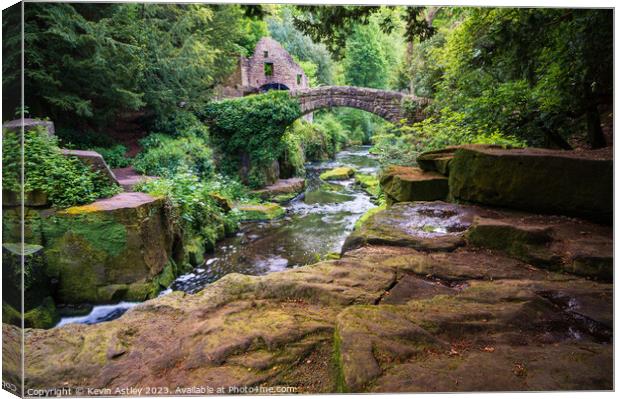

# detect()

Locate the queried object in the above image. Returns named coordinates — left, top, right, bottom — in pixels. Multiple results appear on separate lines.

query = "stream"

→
left=56, top=146, right=379, bottom=326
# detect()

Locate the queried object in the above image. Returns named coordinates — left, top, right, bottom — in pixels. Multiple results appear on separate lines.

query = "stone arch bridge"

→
left=289, top=86, right=431, bottom=123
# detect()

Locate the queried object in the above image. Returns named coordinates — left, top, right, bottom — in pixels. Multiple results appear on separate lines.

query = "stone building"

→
left=215, top=37, right=309, bottom=99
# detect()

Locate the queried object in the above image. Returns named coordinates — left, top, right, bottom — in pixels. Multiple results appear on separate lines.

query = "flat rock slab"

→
left=449, top=146, right=612, bottom=223
left=112, top=167, right=156, bottom=192
left=320, top=167, right=355, bottom=181
left=380, top=166, right=448, bottom=204
left=236, top=203, right=285, bottom=221
left=62, top=192, right=158, bottom=213
left=61, top=149, right=119, bottom=186
left=467, top=212, right=613, bottom=281
left=343, top=202, right=477, bottom=253
left=252, top=178, right=305, bottom=202
left=3, top=118, right=55, bottom=135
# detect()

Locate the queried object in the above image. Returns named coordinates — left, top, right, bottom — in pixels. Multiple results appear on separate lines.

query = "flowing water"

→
left=170, top=145, right=379, bottom=293
left=56, top=146, right=379, bottom=326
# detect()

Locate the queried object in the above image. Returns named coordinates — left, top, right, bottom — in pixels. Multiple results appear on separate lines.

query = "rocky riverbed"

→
left=4, top=199, right=612, bottom=392
left=2, top=144, right=613, bottom=393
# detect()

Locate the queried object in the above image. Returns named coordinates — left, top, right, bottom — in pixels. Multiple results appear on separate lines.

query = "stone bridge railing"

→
left=289, top=86, right=431, bottom=123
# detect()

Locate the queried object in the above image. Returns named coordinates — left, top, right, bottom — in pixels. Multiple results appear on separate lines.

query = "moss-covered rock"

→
left=236, top=203, right=285, bottom=221
left=320, top=167, right=355, bottom=181
left=208, top=192, right=233, bottom=212
left=380, top=166, right=448, bottom=204
left=354, top=174, right=380, bottom=197
left=449, top=146, right=613, bottom=223
left=343, top=202, right=471, bottom=253
left=253, top=178, right=305, bottom=203
left=41, top=192, right=181, bottom=304
left=2, top=243, right=53, bottom=316
left=304, top=190, right=355, bottom=204
left=23, top=296, right=60, bottom=329
left=2, top=207, right=45, bottom=245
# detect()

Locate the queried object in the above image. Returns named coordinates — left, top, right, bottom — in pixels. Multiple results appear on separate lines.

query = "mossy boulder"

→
left=449, top=147, right=613, bottom=223
left=354, top=174, right=380, bottom=197
left=253, top=178, right=305, bottom=203
left=320, top=167, right=355, bottom=181
left=236, top=203, right=285, bottom=221
left=304, top=190, right=355, bottom=204
left=24, top=297, right=60, bottom=329
left=208, top=192, right=233, bottom=212
left=2, top=207, right=45, bottom=245
left=343, top=202, right=471, bottom=253
left=379, top=166, right=448, bottom=204
left=41, top=192, right=181, bottom=304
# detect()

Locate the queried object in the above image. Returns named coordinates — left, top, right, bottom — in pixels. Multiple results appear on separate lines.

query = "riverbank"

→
left=5, top=144, right=613, bottom=392
left=6, top=199, right=612, bottom=392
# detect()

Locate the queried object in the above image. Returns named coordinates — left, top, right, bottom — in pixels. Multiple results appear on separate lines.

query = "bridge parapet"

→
left=289, top=86, right=430, bottom=123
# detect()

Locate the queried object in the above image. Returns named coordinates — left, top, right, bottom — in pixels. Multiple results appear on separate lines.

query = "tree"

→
left=267, top=7, right=334, bottom=85
left=3, top=3, right=264, bottom=134
left=291, top=5, right=434, bottom=59
left=343, top=24, right=388, bottom=89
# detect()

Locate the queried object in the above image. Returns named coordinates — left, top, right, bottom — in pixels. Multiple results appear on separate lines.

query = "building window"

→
left=296, top=74, right=302, bottom=85
left=264, top=62, right=273, bottom=76
left=263, top=51, right=268, bottom=58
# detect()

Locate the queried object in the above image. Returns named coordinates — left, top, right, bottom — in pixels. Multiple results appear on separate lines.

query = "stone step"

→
left=112, top=166, right=156, bottom=192
left=379, top=165, right=448, bottom=204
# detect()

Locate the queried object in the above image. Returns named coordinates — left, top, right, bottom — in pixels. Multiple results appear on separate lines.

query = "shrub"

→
left=135, top=170, right=240, bottom=251
left=2, top=127, right=120, bottom=208
left=133, top=133, right=214, bottom=178
left=89, top=145, right=131, bottom=168
left=371, top=109, right=526, bottom=168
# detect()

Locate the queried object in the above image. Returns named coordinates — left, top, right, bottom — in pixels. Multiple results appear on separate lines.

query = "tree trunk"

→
left=586, top=104, right=606, bottom=149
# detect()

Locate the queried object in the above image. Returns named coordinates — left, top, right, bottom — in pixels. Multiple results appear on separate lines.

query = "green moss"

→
left=23, top=297, right=60, bottom=329
left=320, top=167, right=355, bottom=181
left=332, top=328, right=348, bottom=393
left=236, top=203, right=285, bottom=221
left=354, top=174, right=380, bottom=196
left=153, top=260, right=178, bottom=290
left=43, top=213, right=127, bottom=257
left=97, top=284, right=129, bottom=303
left=2, top=301, right=21, bottom=326
left=126, top=282, right=157, bottom=302
left=354, top=205, right=386, bottom=231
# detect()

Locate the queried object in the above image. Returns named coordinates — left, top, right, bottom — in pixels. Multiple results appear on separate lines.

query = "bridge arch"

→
left=289, top=86, right=430, bottom=124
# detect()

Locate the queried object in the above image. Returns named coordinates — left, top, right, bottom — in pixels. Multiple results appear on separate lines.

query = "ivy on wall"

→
left=202, top=91, right=301, bottom=187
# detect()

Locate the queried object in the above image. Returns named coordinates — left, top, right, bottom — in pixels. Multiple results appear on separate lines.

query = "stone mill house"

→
left=215, top=37, right=310, bottom=98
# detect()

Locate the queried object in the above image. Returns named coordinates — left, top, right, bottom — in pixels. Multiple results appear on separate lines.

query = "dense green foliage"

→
left=89, top=145, right=131, bottom=169
left=267, top=7, right=334, bottom=85
left=371, top=111, right=526, bottom=167
left=402, top=8, right=612, bottom=148
left=202, top=91, right=301, bottom=187
left=3, top=3, right=266, bottom=132
left=136, top=171, right=240, bottom=254
left=343, top=24, right=389, bottom=89
left=2, top=127, right=120, bottom=208
left=133, top=133, right=214, bottom=179
left=280, top=116, right=350, bottom=177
